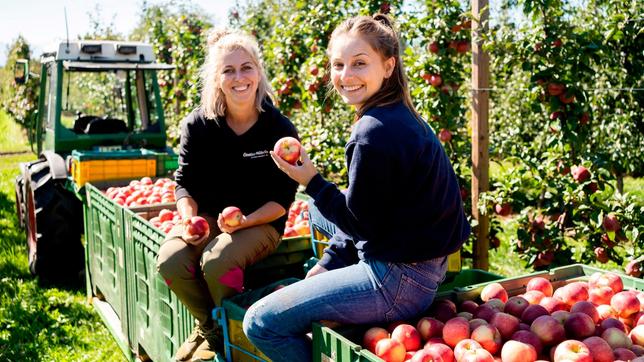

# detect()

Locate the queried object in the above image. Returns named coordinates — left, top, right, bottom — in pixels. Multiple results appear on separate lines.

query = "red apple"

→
left=490, top=312, right=520, bottom=340
left=505, top=296, right=530, bottom=318
left=564, top=312, right=596, bottom=339
left=531, top=315, right=566, bottom=346
left=602, top=327, right=633, bottom=349
left=485, top=299, right=505, bottom=312
left=571, top=301, right=600, bottom=324
left=480, top=283, right=508, bottom=303
left=428, top=42, right=440, bottom=54
left=571, top=165, right=591, bottom=183
left=501, top=340, right=537, bottom=362
left=521, top=304, right=550, bottom=325
left=540, top=296, right=569, bottom=313
left=626, top=260, right=642, bottom=278
left=611, top=291, right=641, bottom=318
left=473, top=304, right=498, bottom=323
left=551, top=310, right=571, bottom=326
left=510, top=330, right=543, bottom=355
left=603, top=213, right=621, bottom=232
left=454, top=339, right=482, bottom=361
left=409, top=349, right=435, bottom=362
left=559, top=92, right=575, bottom=104
left=589, top=272, right=624, bottom=294
left=601, top=317, right=628, bottom=334
left=221, top=206, right=243, bottom=227
left=554, top=282, right=589, bottom=307
left=438, top=129, right=452, bottom=143
left=442, top=317, right=471, bottom=347
left=429, top=74, right=442, bottom=87
left=392, top=324, right=422, bottom=352
left=417, top=317, right=444, bottom=342
left=460, top=348, right=494, bottom=362
left=364, top=327, right=390, bottom=353
left=589, top=286, right=615, bottom=306
left=494, top=204, right=512, bottom=217
left=431, top=300, right=458, bottom=323
left=595, top=247, right=609, bottom=263
left=471, top=324, right=502, bottom=355
left=614, top=347, right=637, bottom=361
left=460, top=301, right=479, bottom=314
left=375, top=338, right=407, bottom=362
left=458, top=312, right=473, bottom=321
left=582, top=336, right=614, bottom=362
left=553, top=340, right=592, bottom=362
left=631, top=324, right=644, bottom=347
left=183, top=216, right=210, bottom=239
left=273, top=136, right=301, bottom=165
left=597, top=305, right=619, bottom=322
left=522, top=290, right=547, bottom=305
left=469, top=318, right=488, bottom=332
left=425, top=342, right=454, bottom=362
left=548, top=83, right=565, bottom=96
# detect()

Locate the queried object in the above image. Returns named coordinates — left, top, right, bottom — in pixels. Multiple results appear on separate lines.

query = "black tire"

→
left=25, top=158, right=84, bottom=285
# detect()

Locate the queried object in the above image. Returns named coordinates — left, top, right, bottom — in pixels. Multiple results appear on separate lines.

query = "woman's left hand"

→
left=217, top=213, right=248, bottom=234
left=270, top=147, right=318, bottom=186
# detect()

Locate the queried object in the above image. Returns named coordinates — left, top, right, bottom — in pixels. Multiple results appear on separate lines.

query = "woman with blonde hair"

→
left=157, top=28, right=299, bottom=361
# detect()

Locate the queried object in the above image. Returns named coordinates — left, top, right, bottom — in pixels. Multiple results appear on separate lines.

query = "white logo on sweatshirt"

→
left=243, top=150, right=269, bottom=159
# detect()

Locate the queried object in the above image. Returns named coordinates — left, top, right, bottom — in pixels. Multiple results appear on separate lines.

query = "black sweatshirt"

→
left=306, top=102, right=470, bottom=269
left=174, top=103, right=299, bottom=232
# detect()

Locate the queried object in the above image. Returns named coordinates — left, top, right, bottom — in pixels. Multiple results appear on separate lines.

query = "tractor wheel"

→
left=14, top=175, right=25, bottom=229
left=24, top=158, right=84, bottom=285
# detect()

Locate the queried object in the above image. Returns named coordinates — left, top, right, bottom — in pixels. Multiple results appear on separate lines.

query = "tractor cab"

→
left=22, top=40, right=174, bottom=155
left=14, top=40, right=175, bottom=285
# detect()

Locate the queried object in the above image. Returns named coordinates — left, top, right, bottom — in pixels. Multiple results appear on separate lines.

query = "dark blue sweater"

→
left=306, top=102, right=470, bottom=269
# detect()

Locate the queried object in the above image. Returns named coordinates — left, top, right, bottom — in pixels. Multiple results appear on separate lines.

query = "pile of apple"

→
left=104, top=176, right=176, bottom=207
left=148, top=209, right=182, bottom=234
left=362, top=272, right=644, bottom=362
left=283, top=199, right=310, bottom=238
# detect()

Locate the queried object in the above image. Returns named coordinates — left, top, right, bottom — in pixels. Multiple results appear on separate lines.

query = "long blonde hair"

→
left=200, top=28, right=273, bottom=119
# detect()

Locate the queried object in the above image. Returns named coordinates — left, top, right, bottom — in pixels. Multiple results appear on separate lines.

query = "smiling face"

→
left=329, top=33, right=395, bottom=111
left=218, top=48, right=259, bottom=107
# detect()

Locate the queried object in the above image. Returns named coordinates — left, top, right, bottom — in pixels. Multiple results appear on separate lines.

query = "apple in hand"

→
left=222, top=206, right=244, bottom=227
left=273, top=136, right=301, bottom=165
left=183, top=216, right=209, bottom=241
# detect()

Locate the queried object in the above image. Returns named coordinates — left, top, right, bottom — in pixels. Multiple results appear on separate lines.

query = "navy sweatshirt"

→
left=306, top=102, right=470, bottom=269
left=174, top=103, right=299, bottom=232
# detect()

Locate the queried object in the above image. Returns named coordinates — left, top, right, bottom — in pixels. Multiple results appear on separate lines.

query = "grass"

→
left=0, top=110, right=30, bottom=154
left=0, top=113, right=124, bottom=361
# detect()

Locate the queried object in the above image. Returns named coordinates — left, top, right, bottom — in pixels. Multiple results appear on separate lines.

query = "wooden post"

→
left=471, top=0, right=490, bottom=270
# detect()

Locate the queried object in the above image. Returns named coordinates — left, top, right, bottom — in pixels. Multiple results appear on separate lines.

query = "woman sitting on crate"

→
left=243, top=14, right=471, bottom=362
left=156, top=28, right=299, bottom=362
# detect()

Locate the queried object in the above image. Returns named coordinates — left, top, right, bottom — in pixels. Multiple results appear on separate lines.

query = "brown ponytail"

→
left=327, top=14, right=422, bottom=124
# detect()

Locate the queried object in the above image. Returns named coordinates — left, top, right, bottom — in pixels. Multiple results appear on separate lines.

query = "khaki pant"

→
left=157, top=214, right=281, bottom=325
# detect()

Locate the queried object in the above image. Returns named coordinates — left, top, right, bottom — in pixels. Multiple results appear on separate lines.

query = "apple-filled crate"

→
left=87, top=176, right=315, bottom=361
left=313, top=264, right=644, bottom=362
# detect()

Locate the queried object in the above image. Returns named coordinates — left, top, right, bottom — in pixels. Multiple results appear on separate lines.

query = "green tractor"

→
left=14, top=40, right=174, bottom=284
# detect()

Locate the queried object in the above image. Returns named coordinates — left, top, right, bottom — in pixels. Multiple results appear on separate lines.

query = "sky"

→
left=0, top=0, right=236, bottom=66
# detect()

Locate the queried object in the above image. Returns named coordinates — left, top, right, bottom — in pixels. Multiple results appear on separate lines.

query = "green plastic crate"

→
left=123, top=206, right=194, bottom=362
left=141, top=148, right=179, bottom=177
left=218, top=278, right=301, bottom=362
left=452, top=263, right=644, bottom=303
left=312, top=268, right=504, bottom=362
left=84, top=183, right=129, bottom=339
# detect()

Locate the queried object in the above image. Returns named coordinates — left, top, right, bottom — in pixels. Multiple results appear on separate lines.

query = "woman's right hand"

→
left=305, top=264, right=328, bottom=279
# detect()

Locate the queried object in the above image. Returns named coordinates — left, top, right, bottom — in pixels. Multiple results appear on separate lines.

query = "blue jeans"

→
left=242, top=256, right=447, bottom=362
